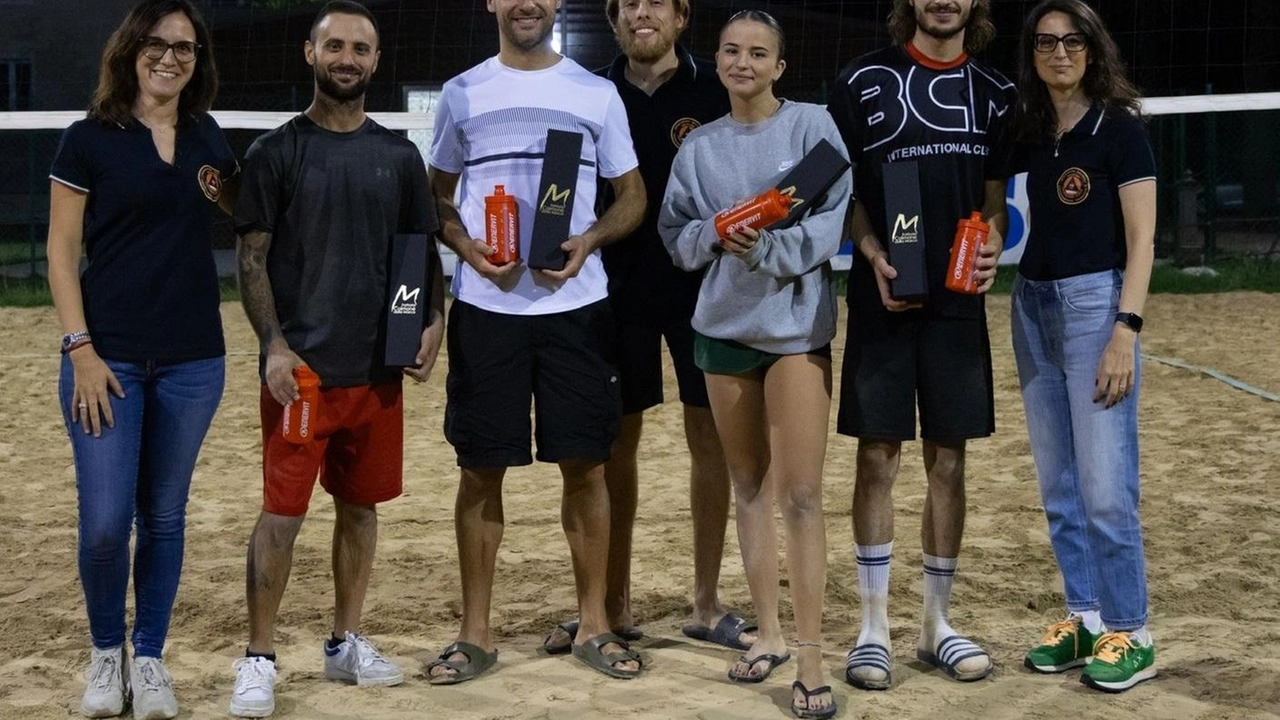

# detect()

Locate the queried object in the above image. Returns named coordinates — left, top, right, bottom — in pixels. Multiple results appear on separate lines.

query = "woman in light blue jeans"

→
left=46, top=1, right=236, bottom=716
left=1010, top=0, right=1157, bottom=694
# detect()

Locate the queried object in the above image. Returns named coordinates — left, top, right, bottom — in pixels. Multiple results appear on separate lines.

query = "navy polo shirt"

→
left=1015, top=106, right=1156, bottom=281
left=597, top=47, right=730, bottom=326
left=50, top=114, right=237, bottom=362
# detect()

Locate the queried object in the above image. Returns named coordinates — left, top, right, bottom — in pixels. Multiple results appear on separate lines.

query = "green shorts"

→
left=694, top=332, right=833, bottom=376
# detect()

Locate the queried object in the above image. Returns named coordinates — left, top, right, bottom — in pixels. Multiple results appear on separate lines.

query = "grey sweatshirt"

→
left=658, top=101, right=853, bottom=355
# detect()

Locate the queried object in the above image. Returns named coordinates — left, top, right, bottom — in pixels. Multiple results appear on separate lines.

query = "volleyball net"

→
left=4, top=90, right=1278, bottom=280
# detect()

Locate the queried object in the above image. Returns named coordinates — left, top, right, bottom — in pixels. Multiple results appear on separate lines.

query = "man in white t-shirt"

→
left=425, top=0, right=646, bottom=684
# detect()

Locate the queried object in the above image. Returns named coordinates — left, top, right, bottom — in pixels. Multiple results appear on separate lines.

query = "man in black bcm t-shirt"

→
left=827, top=0, right=1016, bottom=691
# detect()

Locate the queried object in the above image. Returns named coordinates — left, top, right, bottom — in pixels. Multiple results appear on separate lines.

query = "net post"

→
left=1203, top=84, right=1218, bottom=263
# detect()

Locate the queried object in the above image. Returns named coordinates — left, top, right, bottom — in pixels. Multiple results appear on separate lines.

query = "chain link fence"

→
left=1150, top=108, right=1280, bottom=264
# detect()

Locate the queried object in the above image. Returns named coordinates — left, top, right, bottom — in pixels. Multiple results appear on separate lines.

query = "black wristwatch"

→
left=1115, top=312, right=1144, bottom=333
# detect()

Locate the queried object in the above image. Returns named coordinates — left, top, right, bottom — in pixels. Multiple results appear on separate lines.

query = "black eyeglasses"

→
left=139, top=36, right=200, bottom=63
left=1033, top=32, right=1087, bottom=54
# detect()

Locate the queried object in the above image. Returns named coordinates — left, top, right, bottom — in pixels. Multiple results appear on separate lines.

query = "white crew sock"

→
left=1075, top=610, right=1104, bottom=635
left=855, top=542, right=893, bottom=649
left=921, top=553, right=959, bottom=642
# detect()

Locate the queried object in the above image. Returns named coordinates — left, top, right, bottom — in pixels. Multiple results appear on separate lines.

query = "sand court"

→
left=1, top=293, right=1277, bottom=719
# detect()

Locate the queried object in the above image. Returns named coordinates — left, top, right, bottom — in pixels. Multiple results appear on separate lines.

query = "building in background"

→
left=1, top=0, right=1277, bottom=267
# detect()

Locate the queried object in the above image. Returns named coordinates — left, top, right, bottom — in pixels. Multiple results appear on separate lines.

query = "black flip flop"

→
left=728, top=652, right=791, bottom=684
left=791, top=680, right=837, bottom=719
left=682, top=612, right=757, bottom=651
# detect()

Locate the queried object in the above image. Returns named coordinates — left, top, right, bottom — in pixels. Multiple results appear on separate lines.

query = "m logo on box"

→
left=539, top=184, right=571, bottom=217
left=390, top=284, right=420, bottom=315
left=778, top=185, right=807, bottom=213
left=891, top=213, right=920, bottom=244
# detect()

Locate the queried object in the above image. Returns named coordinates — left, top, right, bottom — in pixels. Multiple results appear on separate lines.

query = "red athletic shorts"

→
left=259, top=382, right=403, bottom=516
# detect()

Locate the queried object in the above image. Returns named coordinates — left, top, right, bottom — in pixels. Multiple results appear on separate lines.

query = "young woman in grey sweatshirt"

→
left=657, top=11, right=851, bottom=720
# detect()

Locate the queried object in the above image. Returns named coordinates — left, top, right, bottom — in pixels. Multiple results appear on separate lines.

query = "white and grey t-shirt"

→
left=430, top=56, right=639, bottom=316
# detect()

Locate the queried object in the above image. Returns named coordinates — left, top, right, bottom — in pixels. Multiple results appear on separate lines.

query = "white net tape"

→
left=4, top=91, right=1278, bottom=274
left=4, top=91, right=1280, bottom=132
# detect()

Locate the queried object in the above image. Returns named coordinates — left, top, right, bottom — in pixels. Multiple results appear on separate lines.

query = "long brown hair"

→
left=887, top=0, right=995, bottom=55
left=87, top=0, right=218, bottom=126
left=1016, top=0, right=1142, bottom=141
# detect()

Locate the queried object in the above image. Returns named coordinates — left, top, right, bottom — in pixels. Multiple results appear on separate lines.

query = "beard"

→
left=618, top=24, right=678, bottom=64
left=914, top=1, right=970, bottom=42
left=315, top=65, right=369, bottom=102
left=502, top=13, right=555, bottom=52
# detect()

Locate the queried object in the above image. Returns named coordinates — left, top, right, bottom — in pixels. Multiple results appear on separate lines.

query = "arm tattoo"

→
left=237, top=232, right=284, bottom=349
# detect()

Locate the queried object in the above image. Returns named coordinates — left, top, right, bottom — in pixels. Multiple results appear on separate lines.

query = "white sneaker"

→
left=229, top=656, right=277, bottom=718
left=81, top=645, right=128, bottom=718
left=323, top=633, right=404, bottom=686
left=130, top=657, right=178, bottom=720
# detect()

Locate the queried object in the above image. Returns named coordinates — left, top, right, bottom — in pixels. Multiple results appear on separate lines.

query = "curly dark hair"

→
left=87, top=0, right=218, bottom=126
left=887, top=0, right=995, bottom=55
left=1015, top=0, right=1142, bottom=141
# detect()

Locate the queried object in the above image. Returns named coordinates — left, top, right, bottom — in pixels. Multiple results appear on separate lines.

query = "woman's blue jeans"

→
left=59, top=354, right=224, bottom=658
left=1011, top=270, right=1148, bottom=631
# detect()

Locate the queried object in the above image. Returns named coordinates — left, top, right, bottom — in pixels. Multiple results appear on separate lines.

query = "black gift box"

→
left=529, top=129, right=584, bottom=271
left=881, top=161, right=929, bottom=302
left=385, top=233, right=431, bottom=367
left=766, top=139, right=851, bottom=230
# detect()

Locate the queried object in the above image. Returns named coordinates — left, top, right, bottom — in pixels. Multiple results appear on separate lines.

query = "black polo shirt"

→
left=49, top=114, right=237, bottom=363
left=597, top=47, right=730, bottom=327
left=1014, top=106, right=1156, bottom=281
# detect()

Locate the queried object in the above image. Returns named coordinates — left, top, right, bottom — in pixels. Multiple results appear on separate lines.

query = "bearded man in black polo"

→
left=539, top=0, right=756, bottom=656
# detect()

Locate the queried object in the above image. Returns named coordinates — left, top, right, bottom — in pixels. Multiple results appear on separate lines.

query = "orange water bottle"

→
left=282, top=366, right=320, bottom=444
left=945, top=212, right=989, bottom=294
left=484, top=185, right=520, bottom=265
left=714, top=188, right=793, bottom=243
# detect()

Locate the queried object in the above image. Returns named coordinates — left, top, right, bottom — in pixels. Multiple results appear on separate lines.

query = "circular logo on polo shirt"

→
left=198, top=165, right=223, bottom=202
left=1056, top=167, right=1091, bottom=205
left=670, top=117, right=702, bottom=149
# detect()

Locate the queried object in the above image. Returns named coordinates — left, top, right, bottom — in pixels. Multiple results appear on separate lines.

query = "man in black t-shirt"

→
left=827, top=0, right=1015, bottom=690
left=228, top=3, right=443, bottom=717
left=538, top=0, right=756, bottom=657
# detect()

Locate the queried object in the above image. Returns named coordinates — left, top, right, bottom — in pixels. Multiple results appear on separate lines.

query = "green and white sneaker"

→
left=1081, top=631, right=1156, bottom=692
left=1025, top=616, right=1096, bottom=673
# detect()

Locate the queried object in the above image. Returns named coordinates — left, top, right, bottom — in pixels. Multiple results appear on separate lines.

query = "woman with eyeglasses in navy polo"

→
left=1010, top=0, right=1158, bottom=693
left=46, top=1, right=236, bottom=717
